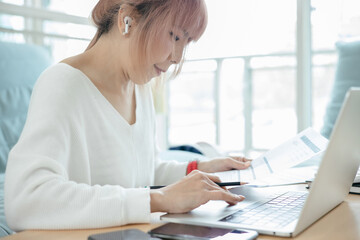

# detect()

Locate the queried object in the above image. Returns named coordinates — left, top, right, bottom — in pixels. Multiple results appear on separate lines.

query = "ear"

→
left=117, top=4, right=137, bottom=37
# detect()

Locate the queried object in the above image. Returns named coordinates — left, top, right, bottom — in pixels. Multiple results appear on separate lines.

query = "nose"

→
left=170, top=43, right=185, bottom=64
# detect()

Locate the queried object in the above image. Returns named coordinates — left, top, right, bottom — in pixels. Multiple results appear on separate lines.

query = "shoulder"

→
left=29, top=63, right=91, bottom=116
left=35, top=63, right=86, bottom=91
left=33, top=62, right=91, bottom=100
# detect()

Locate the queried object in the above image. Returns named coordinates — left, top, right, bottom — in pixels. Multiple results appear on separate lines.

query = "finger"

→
left=226, top=201, right=237, bottom=206
left=189, top=170, right=221, bottom=183
left=188, top=169, right=201, bottom=176
left=203, top=179, right=224, bottom=191
left=191, top=172, right=223, bottom=190
left=228, top=158, right=251, bottom=170
left=202, top=173, right=222, bottom=184
left=231, top=156, right=253, bottom=163
left=207, top=190, right=245, bottom=205
left=223, top=189, right=241, bottom=205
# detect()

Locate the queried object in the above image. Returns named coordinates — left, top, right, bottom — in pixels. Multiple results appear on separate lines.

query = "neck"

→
left=78, top=31, right=133, bottom=95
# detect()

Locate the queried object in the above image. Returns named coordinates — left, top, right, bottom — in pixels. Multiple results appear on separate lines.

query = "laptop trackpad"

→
left=229, top=186, right=287, bottom=206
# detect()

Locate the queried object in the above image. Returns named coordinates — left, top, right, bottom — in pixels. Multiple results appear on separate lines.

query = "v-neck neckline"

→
left=60, top=63, right=140, bottom=128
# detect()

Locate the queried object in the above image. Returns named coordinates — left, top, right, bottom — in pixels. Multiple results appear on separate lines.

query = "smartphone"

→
left=88, top=229, right=160, bottom=240
left=148, top=223, right=258, bottom=240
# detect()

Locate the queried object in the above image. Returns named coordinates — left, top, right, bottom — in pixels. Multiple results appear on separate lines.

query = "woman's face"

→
left=146, top=27, right=191, bottom=80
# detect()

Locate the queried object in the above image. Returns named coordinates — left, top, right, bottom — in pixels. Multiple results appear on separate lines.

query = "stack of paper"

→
left=215, top=128, right=329, bottom=187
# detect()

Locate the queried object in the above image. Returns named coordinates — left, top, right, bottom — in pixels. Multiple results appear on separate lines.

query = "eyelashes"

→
left=169, top=31, right=193, bottom=43
left=169, top=31, right=180, bottom=41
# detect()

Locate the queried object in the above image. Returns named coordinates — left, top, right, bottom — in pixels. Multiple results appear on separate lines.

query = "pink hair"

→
left=87, top=0, right=208, bottom=80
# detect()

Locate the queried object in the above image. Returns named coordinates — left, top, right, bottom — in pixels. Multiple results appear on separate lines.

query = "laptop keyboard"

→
left=220, top=191, right=308, bottom=228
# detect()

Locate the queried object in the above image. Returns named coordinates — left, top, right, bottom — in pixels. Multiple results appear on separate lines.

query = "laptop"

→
left=161, top=88, right=360, bottom=237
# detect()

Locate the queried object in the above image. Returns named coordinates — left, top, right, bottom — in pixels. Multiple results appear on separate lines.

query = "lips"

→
left=154, top=65, right=165, bottom=75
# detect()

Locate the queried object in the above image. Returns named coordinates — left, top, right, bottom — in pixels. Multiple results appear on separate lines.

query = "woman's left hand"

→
left=197, top=156, right=252, bottom=173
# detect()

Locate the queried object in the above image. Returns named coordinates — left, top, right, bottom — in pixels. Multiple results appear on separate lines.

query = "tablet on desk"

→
left=148, top=223, right=258, bottom=240
left=88, top=229, right=160, bottom=240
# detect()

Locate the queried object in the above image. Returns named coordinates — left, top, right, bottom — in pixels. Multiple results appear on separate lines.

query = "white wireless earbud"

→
left=123, top=16, right=132, bottom=35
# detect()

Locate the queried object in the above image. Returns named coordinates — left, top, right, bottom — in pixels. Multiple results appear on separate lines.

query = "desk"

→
left=3, top=185, right=360, bottom=240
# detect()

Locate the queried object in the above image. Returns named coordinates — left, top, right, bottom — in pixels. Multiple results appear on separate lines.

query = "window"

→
left=168, top=61, right=217, bottom=146
left=0, top=0, right=97, bottom=62
left=168, top=0, right=298, bottom=154
left=41, top=0, right=97, bottom=61
left=167, top=0, right=360, bottom=155
left=219, top=58, right=245, bottom=151
left=0, top=13, right=25, bottom=42
left=251, top=56, right=297, bottom=150
left=45, top=0, right=96, bottom=17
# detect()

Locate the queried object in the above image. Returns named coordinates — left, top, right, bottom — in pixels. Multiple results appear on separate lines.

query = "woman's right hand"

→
left=150, top=170, right=245, bottom=213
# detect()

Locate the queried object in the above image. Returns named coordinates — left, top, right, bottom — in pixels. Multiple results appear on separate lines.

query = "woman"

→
left=5, top=0, right=251, bottom=231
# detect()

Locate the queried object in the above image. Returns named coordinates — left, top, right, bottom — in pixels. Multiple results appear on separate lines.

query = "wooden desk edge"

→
left=3, top=185, right=360, bottom=240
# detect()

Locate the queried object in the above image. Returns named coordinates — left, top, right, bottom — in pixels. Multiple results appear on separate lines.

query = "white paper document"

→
left=215, top=128, right=329, bottom=186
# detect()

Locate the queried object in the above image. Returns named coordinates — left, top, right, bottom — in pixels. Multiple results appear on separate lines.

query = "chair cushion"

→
left=0, top=41, right=52, bottom=174
left=321, top=40, right=360, bottom=138
left=0, top=173, right=12, bottom=237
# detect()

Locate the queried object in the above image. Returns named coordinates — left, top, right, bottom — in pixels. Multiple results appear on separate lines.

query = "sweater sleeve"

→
left=5, top=153, right=150, bottom=231
left=4, top=66, right=151, bottom=231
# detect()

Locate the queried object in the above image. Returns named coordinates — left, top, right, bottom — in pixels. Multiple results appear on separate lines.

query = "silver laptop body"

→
left=161, top=88, right=360, bottom=237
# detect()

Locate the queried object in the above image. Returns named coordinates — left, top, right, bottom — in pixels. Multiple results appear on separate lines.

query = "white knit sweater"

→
left=4, top=63, right=187, bottom=231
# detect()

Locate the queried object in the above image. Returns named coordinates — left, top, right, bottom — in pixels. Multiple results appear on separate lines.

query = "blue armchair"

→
left=0, top=41, right=52, bottom=236
left=321, top=40, right=360, bottom=139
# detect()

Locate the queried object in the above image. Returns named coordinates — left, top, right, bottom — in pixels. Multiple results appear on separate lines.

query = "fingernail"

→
left=236, top=195, right=245, bottom=201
